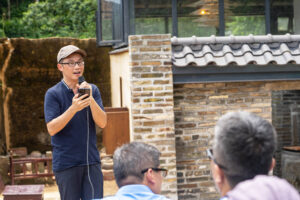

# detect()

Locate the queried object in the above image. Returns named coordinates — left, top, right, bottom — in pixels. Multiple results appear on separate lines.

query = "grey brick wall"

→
left=127, top=33, right=300, bottom=200
left=173, top=81, right=300, bottom=200
left=128, top=34, right=178, bottom=200
left=272, top=90, right=300, bottom=176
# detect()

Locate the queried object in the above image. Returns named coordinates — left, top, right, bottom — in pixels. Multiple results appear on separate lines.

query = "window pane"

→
left=177, top=0, right=219, bottom=37
left=133, top=0, right=172, bottom=35
left=100, top=0, right=122, bottom=41
left=271, top=0, right=295, bottom=34
left=295, top=1, right=300, bottom=34
left=225, top=0, right=265, bottom=36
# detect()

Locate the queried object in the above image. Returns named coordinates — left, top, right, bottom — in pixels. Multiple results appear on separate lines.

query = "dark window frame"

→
left=96, top=0, right=126, bottom=47
left=96, top=0, right=272, bottom=47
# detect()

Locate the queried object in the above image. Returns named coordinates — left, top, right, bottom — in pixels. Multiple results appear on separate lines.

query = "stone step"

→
left=100, top=148, right=114, bottom=181
left=102, top=169, right=114, bottom=181
left=102, top=160, right=113, bottom=170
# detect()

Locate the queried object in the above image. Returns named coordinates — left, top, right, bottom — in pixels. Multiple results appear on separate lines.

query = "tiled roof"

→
left=172, top=34, right=300, bottom=67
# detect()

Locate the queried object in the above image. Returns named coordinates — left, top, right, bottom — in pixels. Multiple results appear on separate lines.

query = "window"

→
left=270, top=0, right=295, bottom=34
left=134, top=0, right=172, bottom=35
left=96, top=0, right=123, bottom=46
left=177, top=0, right=218, bottom=37
left=96, top=0, right=298, bottom=47
left=225, top=0, right=265, bottom=36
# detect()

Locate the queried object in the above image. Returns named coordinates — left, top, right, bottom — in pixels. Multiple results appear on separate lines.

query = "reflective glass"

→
left=100, top=0, right=122, bottom=41
left=133, top=0, right=172, bottom=35
left=177, top=0, right=218, bottom=37
left=225, top=0, right=265, bottom=36
left=271, top=0, right=296, bottom=34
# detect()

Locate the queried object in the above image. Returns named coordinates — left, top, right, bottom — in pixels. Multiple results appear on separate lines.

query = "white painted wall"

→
left=109, top=48, right=131, bottom=108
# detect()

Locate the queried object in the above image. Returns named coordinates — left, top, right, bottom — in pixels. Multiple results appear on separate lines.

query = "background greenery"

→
left=0, top=0, right=97, bottom=38
left=1, top=0, right=292, bottom=39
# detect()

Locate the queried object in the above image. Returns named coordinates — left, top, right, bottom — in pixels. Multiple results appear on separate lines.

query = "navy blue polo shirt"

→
left=44, top=80, right=104, bottom=172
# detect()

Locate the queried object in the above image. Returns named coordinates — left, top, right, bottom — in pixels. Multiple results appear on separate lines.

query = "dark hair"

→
left=113, top=142, right=161, bottom=187
left=213, top=111, right=277, bottom=188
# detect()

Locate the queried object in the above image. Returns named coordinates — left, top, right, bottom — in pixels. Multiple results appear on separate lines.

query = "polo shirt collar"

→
left=117, top=184, right=153, bottom=195
left=61, top=79, right=73, bottom=92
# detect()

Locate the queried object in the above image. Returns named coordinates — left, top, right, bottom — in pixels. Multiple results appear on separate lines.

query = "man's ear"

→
left=269, top=158, right=276, bottom=172
left=212, top=163, right=224, bottom=185
left=57, top=63, right=63, bottom=72
left=143, top=169, right=155, bottom=185
left=212, top=163, right=231, bottom=196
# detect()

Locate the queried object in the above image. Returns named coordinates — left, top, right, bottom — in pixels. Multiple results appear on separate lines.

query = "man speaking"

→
left=44, top=45, right=107, bottom=200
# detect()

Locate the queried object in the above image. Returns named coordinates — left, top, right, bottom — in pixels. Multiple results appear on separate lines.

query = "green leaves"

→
left=2, top=0, right=97, bottom=38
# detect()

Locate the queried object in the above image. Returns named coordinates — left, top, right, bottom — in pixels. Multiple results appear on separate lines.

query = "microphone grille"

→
left=78, top=76, right=85, bottom=85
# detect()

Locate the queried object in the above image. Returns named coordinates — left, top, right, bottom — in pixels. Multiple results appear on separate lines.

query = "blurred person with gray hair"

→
left=208, top=111, right=300, bottom=200
left=99, top=142, right=170, bottom=200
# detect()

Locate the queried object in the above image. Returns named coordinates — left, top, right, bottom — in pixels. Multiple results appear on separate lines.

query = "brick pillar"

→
left=128, top=34, right=178, bottom=199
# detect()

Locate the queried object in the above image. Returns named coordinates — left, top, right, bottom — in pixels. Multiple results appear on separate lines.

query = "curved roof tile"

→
left=172, top=34, right=300, bottom=67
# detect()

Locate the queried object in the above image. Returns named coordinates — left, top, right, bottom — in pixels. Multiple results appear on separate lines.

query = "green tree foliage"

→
left=1, top=0, right=97, bottom=38
left=1, top=0, right=34, bottom=38
left=23, top=0, right=97, bottom=38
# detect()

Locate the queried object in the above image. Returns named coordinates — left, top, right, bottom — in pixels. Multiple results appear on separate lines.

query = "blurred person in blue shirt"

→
left=98, top=142, right=170, bottom=200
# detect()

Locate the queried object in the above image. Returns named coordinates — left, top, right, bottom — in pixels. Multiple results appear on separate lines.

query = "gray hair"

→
left=113, top=142, right=161, bottom=187
left=213, top=111, right=277, bottom=188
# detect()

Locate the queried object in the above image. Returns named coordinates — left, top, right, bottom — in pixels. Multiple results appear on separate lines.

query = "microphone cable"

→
left=80, top=76, right=94, bottom=199
left=86, top=107, right=95, bottom=200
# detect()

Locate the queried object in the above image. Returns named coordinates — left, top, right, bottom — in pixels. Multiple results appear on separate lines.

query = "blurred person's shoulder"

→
left=226, top=175, right=300, bottom=200
left=220, top=197, right=229, bottom=200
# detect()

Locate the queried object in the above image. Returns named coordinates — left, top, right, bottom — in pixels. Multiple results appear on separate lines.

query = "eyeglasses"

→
left=206, top=148, right=228, bottom=170
left=60, top=61, right=84, bottom=67
left=141, top=167, right=168, bottom=177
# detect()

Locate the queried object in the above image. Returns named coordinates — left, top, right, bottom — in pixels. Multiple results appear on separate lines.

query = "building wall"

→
left=114, top=33, right=300, bottom=199
left=128, top=34, right=178, bottom=199
left=109, top=49, right=131, bottom=109
left=272, top=90, right=300, bottom=176
left=174, top=81, right=300, bottom=200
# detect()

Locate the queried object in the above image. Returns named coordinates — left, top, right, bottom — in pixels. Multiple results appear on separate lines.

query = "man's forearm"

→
left=90, top=98, right=107, bottom=128
left=46, top=106, right=77, bottom=136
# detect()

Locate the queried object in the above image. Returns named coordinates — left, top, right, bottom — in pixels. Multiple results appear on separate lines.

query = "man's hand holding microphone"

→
left=72, top=76, right=92, bottom=112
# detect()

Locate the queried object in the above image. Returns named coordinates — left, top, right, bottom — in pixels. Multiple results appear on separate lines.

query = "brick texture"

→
left=173, top=80, right=300, bottom=200
left=174, top=81, right=273, bottom=200
left=128, top=34, right=178, bottom=200
left=272, top=90, right=300, bottom=176
left=128, top=33, right=300, bottom=200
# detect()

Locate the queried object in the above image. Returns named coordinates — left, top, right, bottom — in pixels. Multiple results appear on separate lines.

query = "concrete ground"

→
left=0, top=180, right=118, bottom=200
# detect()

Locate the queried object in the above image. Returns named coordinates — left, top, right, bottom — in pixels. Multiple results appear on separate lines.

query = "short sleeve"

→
left=44, top=89, right=61, bottom=123
left=92, top=84, right=105, bottom=111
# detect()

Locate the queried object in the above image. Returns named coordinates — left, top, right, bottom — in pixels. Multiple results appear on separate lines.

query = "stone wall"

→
left=0, top=38, right=112, bottom=154
left=173, top=81, right=300, bottom=200
left=125, top=33, right=300, bottom=199
left=128, top=34, right=178, bottom=199
left=272, top=90, right=300, bottom=176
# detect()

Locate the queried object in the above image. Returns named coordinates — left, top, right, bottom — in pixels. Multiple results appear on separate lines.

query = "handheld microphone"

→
left=78, top=76, right=90, bottom=98
left=78, top=76, right=85, bottom=85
